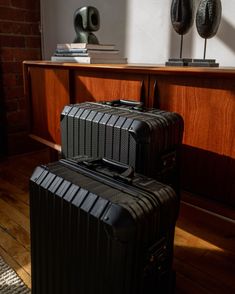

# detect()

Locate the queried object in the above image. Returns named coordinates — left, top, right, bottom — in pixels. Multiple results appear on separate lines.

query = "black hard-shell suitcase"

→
left=60, top=100, right=184, bottom=192
left=30, top=156, right=178, bottom=294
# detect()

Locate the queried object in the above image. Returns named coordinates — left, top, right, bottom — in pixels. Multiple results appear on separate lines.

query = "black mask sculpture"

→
left=192, top=0, right=222, bottom=66
left=196, top=0, right=222, bottom=39
left=74, top=6, right=100, bottom=44
left=171, top=0, right=194, bottom=36
left=166, top=0, right=194, bottom=66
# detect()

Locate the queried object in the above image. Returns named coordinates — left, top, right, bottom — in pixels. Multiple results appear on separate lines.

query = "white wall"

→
left=41, top=0, right=235, bottom=66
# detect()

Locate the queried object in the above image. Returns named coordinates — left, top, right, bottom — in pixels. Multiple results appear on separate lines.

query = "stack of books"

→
left=51, top=43, right=127, bottom=64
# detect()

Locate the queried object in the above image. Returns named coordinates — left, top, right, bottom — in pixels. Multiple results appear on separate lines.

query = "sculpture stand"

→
left=166, top=58, right=192, bottom=66
left=188, top=39, right=219, bottom=67
left=189, top=59, right=219, bottom=67
left=166, top=35, right=192, bottom=66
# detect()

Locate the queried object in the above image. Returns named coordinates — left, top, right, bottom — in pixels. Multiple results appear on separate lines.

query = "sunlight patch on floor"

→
left=175, top=227, right=224, bottom=252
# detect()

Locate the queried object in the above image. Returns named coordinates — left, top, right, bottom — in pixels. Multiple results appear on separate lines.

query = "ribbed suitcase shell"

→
left=30, top=158, right=178, bottom=294
left=60, top=102, right=184, bottom=191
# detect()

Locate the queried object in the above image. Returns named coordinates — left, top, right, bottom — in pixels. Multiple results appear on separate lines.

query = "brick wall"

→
left=0, top=0, right=42, bottom=156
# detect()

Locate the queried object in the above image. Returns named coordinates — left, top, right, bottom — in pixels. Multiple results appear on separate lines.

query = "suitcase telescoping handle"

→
left=82, top=157, right=135, bottom=184
left=104, top=99, right=144, bottom=110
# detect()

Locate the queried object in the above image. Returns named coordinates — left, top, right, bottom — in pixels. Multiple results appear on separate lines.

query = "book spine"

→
left=54, top=53, right=120, bottom=58
left=56, top=43, right=115, bottom=50
left=51, top=56, right=91, bottom=63
left=56, top=49, right=88, bottom=54
left=56, top=44, right=86, bottom=49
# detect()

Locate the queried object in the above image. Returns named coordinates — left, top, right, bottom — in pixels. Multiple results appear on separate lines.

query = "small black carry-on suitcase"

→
left=60, top=100, right=184, bottom=192
left=30, top=156, right=178, bottom=294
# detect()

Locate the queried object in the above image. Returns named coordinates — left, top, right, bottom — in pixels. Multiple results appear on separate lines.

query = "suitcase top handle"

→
left=103, top=99, right=144, bottom=110
left=81, top=157, right=135, bottom=184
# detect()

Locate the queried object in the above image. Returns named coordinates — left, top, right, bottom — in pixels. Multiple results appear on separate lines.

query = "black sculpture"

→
left=74, top=6, right=100, bottom=44
left=166, top=0, right=194, bottom=66
left=191, top=0, right=222, bottom=66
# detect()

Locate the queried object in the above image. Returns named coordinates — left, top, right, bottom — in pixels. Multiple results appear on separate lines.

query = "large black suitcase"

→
left=30, top=156, right=178, bottom=294
left=60, top=100, right=184, bottom=192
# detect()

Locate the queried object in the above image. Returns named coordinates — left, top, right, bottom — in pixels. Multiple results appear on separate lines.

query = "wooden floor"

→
left=0, top=149, right=234, bottom=293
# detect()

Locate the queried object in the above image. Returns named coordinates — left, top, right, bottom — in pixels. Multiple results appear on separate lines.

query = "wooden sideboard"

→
left=23, top=61, right=235, bottom=208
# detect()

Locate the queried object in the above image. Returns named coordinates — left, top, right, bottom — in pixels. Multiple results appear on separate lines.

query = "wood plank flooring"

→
left=0, top=149, right=234, bottom=293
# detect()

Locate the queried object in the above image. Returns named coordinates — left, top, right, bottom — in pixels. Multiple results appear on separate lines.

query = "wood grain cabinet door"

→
left=27, top=67, right=70, bottom=148
left=150, top=75, right=235, bottom=206
left=71, top=70, right=149, bottom=104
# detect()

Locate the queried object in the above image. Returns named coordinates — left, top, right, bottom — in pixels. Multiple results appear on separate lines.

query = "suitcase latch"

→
left=144, top=238, right=167, bottom=277
left=160, top=151, right=177, bottom=171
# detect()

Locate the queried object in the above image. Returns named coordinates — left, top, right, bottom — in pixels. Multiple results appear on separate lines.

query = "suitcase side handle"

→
left=82, top=157, right=135, bottom=183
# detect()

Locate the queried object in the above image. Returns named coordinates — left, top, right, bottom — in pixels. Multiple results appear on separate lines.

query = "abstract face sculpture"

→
left=196, top=0, right=222, bottom=39
left=74, top=6, right=100, bottom=44
left=171, top=0, right=194, bottom=35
